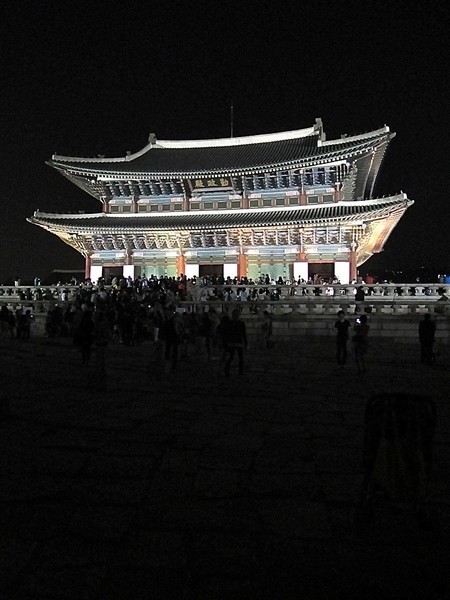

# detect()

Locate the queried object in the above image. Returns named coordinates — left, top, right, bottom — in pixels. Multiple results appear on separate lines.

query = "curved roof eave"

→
left=28, top=194, right=412, bottom=234
left=48, top=125, right=392, bottom=180
left=50, top=138, right=388, bottom=181
left=51, top=124, right=319, bottom=163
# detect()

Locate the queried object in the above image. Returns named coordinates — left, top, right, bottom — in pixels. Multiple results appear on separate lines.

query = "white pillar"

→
left=334, top=261, right=350, bottom=284
left=223, top=263, right=238, bottom=279
left=90, top=265, right=103, bottom=283
left=293, top=261, right=308, bottom=281
left=185, top=264, right=199, bottom=279
left=123, top=265, right=135, bottom=279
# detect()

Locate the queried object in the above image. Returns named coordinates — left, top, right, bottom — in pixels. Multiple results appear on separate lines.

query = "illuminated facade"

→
left=28, top=118, right=412, bottom=283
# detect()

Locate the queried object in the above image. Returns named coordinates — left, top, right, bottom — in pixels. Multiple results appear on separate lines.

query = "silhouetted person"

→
left=352, top=314, right=369, bottom=374
left=215, top=314, right=230, bottom=361
left=361, top=393, right=436, bottom=524
left=224, top=309, right=247, bottom=376
left=334, top=310, right=351, bottom=365
left=419, top=313, right=435, bottom=365
left=94, top=310, right=111, bottom=375
left=161, top=307, right=181, bottom=374
left=261, top=310, right=273, bottom=349
left=73, top=305, right=94, bottom=365
left=355, top=285, right=365, bottom=314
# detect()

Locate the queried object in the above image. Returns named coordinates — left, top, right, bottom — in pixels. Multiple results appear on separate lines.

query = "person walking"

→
left=224, top=309, right=248, bottom=376
left=418, top=313, right=436, bottom=365
left=73, top=304, right=95, bottom=365
left=161, top=307, right=181, bottom=374
left=261, top=310, right=273, bottom=349
left=355, top=285, right=366, bottom=314
left=94, top=310, right=111, bottom=376
left=352, top=314, right=370, bottom=374
left=334, top=310, right=351, bottom=366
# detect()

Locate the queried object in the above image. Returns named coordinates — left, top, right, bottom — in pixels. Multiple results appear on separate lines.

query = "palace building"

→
left=28, top=118, right=412, bottom=284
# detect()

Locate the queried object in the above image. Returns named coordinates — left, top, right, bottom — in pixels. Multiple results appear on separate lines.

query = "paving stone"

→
left=198, top=446, right=255, bottom=471
left=135, top=498, right=262, bottom=533
left=83, top=454, right=155, bottom=478
left=69, top=505, right=135, bottom=540
left=194, top=468, right=243, bottom=498
left=246, top=469, right=320, bottom=498
left=148, top=470, right=195, bottom=499
left=15, top=564, right=106, bottom=600
left=68, top=477, right=149, bottom=506
left=97, top=566, right=189, bottom=600
left=255, top=498, right=332, bottom=538
left=6, top=501, right=68, bottom=540
left=0, top=474, right=70, bottom=502
left=113, top=529, right=186, bottom=568
left=0, top=336, right=449, bottom=599
left=187, top=531, right=261, bottom=576
left=0, top=534, right=39, bottom=596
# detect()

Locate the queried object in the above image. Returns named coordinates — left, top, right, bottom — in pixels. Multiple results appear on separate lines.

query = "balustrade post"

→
left=372, top=285, right=383, bottom=296
left=346, top=284, right=356, bottom=298
left=428, top=285, right=440, bottom=296
left=401, top=285, right=410, bottom=296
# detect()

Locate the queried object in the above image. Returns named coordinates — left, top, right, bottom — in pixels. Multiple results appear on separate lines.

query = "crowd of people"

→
left=0, top=272, right=442, bottom=378
left=0, top=305, right=33, bottom=340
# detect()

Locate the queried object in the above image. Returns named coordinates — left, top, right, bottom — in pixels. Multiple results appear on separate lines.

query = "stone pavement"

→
left=1, top=333, right=449, bottom=600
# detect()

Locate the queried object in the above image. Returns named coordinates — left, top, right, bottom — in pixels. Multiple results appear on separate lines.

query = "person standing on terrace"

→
left=335, top=310, right=351, bottom=366
left=224, top=309, right=248, bottom=376
left=418, top=313, right=435, bottom=365
left=352, top=314, right=370, bottom=375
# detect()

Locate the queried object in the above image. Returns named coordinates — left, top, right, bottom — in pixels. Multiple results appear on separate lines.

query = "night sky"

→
left=2, top=1, right=449, bottom=283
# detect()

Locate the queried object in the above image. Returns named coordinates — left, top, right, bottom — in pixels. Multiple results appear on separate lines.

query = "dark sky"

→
left=1, top=0, right=449, bottom=282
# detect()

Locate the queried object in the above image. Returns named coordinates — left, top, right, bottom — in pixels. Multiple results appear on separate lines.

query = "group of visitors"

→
left=0, top=270, right=441, bottom=377
left=334, top=310, right=370, bottom=374
left=0, top=305, right=33, bottom=340
left=66, top=299, right=250, bottom=377
left=334, top=309, right=438, bottom=373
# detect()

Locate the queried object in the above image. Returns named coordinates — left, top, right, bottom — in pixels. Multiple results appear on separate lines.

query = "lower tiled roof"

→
left=29, top=195, right=412, bottom=232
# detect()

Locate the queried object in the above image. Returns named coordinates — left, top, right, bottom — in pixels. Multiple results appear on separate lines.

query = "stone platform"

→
left=1, top=335, right=449, bottom=599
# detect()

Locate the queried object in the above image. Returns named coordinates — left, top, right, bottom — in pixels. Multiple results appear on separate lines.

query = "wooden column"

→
left=84, top=255, right=91, bottom=280
left=349, top=248, right=357, bottom=282
left=177, top=254, right=186, bottom=277
left=238, top=252, right=248, bottom=280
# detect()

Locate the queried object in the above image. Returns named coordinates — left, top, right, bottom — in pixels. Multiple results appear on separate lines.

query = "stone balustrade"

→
left=0, top=283, right=449, bottom=317
left=1, top=283, right=449, bottom=343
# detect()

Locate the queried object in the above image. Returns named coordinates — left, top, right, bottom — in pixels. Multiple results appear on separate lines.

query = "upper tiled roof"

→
left=28, top=195, right=412, bottom=233
left=49, top=122, right=393, bottom=177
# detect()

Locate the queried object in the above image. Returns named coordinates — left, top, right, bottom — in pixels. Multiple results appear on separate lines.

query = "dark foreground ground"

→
left=1, top=334, right=449, bottom=600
